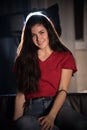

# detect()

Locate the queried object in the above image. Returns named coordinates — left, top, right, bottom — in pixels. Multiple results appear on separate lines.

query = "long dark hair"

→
left=15, top=14, right=70, bottom=94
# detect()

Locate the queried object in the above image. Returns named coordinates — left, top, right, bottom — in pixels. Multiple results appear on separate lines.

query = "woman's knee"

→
left=15, top=115, right=40, bottom=130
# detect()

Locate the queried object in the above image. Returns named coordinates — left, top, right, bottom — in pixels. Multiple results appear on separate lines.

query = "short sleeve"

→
left=61, top=52, right=77, bottom=75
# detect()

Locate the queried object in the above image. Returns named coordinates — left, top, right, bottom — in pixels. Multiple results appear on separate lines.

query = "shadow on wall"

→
left=0, top=37, right=19, bottom=95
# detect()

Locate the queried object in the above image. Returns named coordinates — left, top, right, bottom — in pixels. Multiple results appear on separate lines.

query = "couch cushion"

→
left=66, top=93, right=87, bottom=116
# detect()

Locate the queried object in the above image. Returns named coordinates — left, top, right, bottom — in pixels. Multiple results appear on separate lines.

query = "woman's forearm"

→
left=48, top=91, right=67, bottom=119
left=49, top=69, right=72, bottom=119
left=13, top=92, right=25, bottom=120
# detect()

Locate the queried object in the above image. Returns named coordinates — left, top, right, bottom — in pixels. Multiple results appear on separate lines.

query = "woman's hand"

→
left=38, top=114, right=55, bottom=130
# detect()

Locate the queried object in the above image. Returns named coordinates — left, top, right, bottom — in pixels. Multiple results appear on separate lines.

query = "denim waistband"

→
left=31, top=96, right=54, bottom=100
left=25, top=96, right=55, bottom=105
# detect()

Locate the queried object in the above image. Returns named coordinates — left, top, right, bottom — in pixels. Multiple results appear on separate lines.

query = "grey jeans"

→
left=15, top=97, right=87, bottom=130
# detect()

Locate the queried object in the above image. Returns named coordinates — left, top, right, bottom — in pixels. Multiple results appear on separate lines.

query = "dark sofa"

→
left=66, top=93, right=87, bottom=116
left=0, top=93, right=87, bottom=130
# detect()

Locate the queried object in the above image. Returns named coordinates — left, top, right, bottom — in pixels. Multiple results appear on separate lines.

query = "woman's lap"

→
left=55, top=102, right=87, bottom=130
left=15, top=97, right=87, bottom=130
left=15, top=115, right=40, bottom=130
left=15, top=115, right=59, bottom=130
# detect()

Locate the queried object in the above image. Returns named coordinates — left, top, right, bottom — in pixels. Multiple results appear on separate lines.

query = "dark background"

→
left=0, top=0, right=84, bottom=95
left=0, top=0, right=31, bottom=95
left=0, top=0, right=63, bottom=95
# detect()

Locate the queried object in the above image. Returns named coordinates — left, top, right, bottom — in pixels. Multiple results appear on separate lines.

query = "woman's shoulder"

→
left=53, top=51, right=76, bottom=64
left=54, top=51, right=73, bottom=57
left=54, top=51, right=77, bottom=73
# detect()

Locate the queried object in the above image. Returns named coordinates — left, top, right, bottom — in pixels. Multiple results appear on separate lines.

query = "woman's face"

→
left=31, top=24, right=50, bottom=50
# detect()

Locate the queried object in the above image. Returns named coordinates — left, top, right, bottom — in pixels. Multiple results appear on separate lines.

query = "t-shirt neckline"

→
left=39, top=51, right=55, bottom=63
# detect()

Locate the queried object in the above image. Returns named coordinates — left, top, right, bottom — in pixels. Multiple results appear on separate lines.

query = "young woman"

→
left=13, top=12, right=87, bottom=130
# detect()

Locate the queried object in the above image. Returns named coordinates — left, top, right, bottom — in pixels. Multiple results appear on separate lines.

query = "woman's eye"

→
left=32, top=34, right=36, bottom=38
left=40, top=31, right=44, bottom=34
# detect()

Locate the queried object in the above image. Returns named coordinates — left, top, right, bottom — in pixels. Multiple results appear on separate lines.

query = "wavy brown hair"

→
left=15, top=14, right=70, bottom=94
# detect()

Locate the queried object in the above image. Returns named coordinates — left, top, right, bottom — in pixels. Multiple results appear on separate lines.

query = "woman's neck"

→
left=38, top=48, right=53, bottom=61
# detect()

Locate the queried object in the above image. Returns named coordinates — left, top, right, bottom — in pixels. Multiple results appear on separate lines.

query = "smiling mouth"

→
left=38, top=42, right=43, bottom=45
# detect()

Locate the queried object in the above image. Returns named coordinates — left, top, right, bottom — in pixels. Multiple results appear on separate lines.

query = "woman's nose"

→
left=36, top=35, right=41, bottom=41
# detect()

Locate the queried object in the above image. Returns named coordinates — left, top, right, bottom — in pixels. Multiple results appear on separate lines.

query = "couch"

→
left=0, top=93, right=87, bottom=130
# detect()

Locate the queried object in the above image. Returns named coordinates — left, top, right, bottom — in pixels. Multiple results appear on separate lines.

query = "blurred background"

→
left=0, top=0, right=87, bottom=95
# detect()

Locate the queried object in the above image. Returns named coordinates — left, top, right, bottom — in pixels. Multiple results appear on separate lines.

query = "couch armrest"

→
left=66, top=93, right=87, bottom=116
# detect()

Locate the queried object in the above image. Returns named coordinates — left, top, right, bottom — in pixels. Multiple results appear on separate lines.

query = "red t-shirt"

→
left=25, top=51, right=77, bottom=99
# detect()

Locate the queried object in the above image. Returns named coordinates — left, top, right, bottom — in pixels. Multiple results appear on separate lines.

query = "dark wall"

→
left=0, top=0, right=32, bottom=94
left=0, top=37, right=19, bottom=94
left=0, top=1, right=61, bottom=94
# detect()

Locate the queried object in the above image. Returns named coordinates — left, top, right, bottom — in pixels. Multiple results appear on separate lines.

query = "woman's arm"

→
left=48, top=69, right=73, bottom=119
left=13, top=92, right=25, bottom=121
left=39, top=69, right=73, bottom=130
